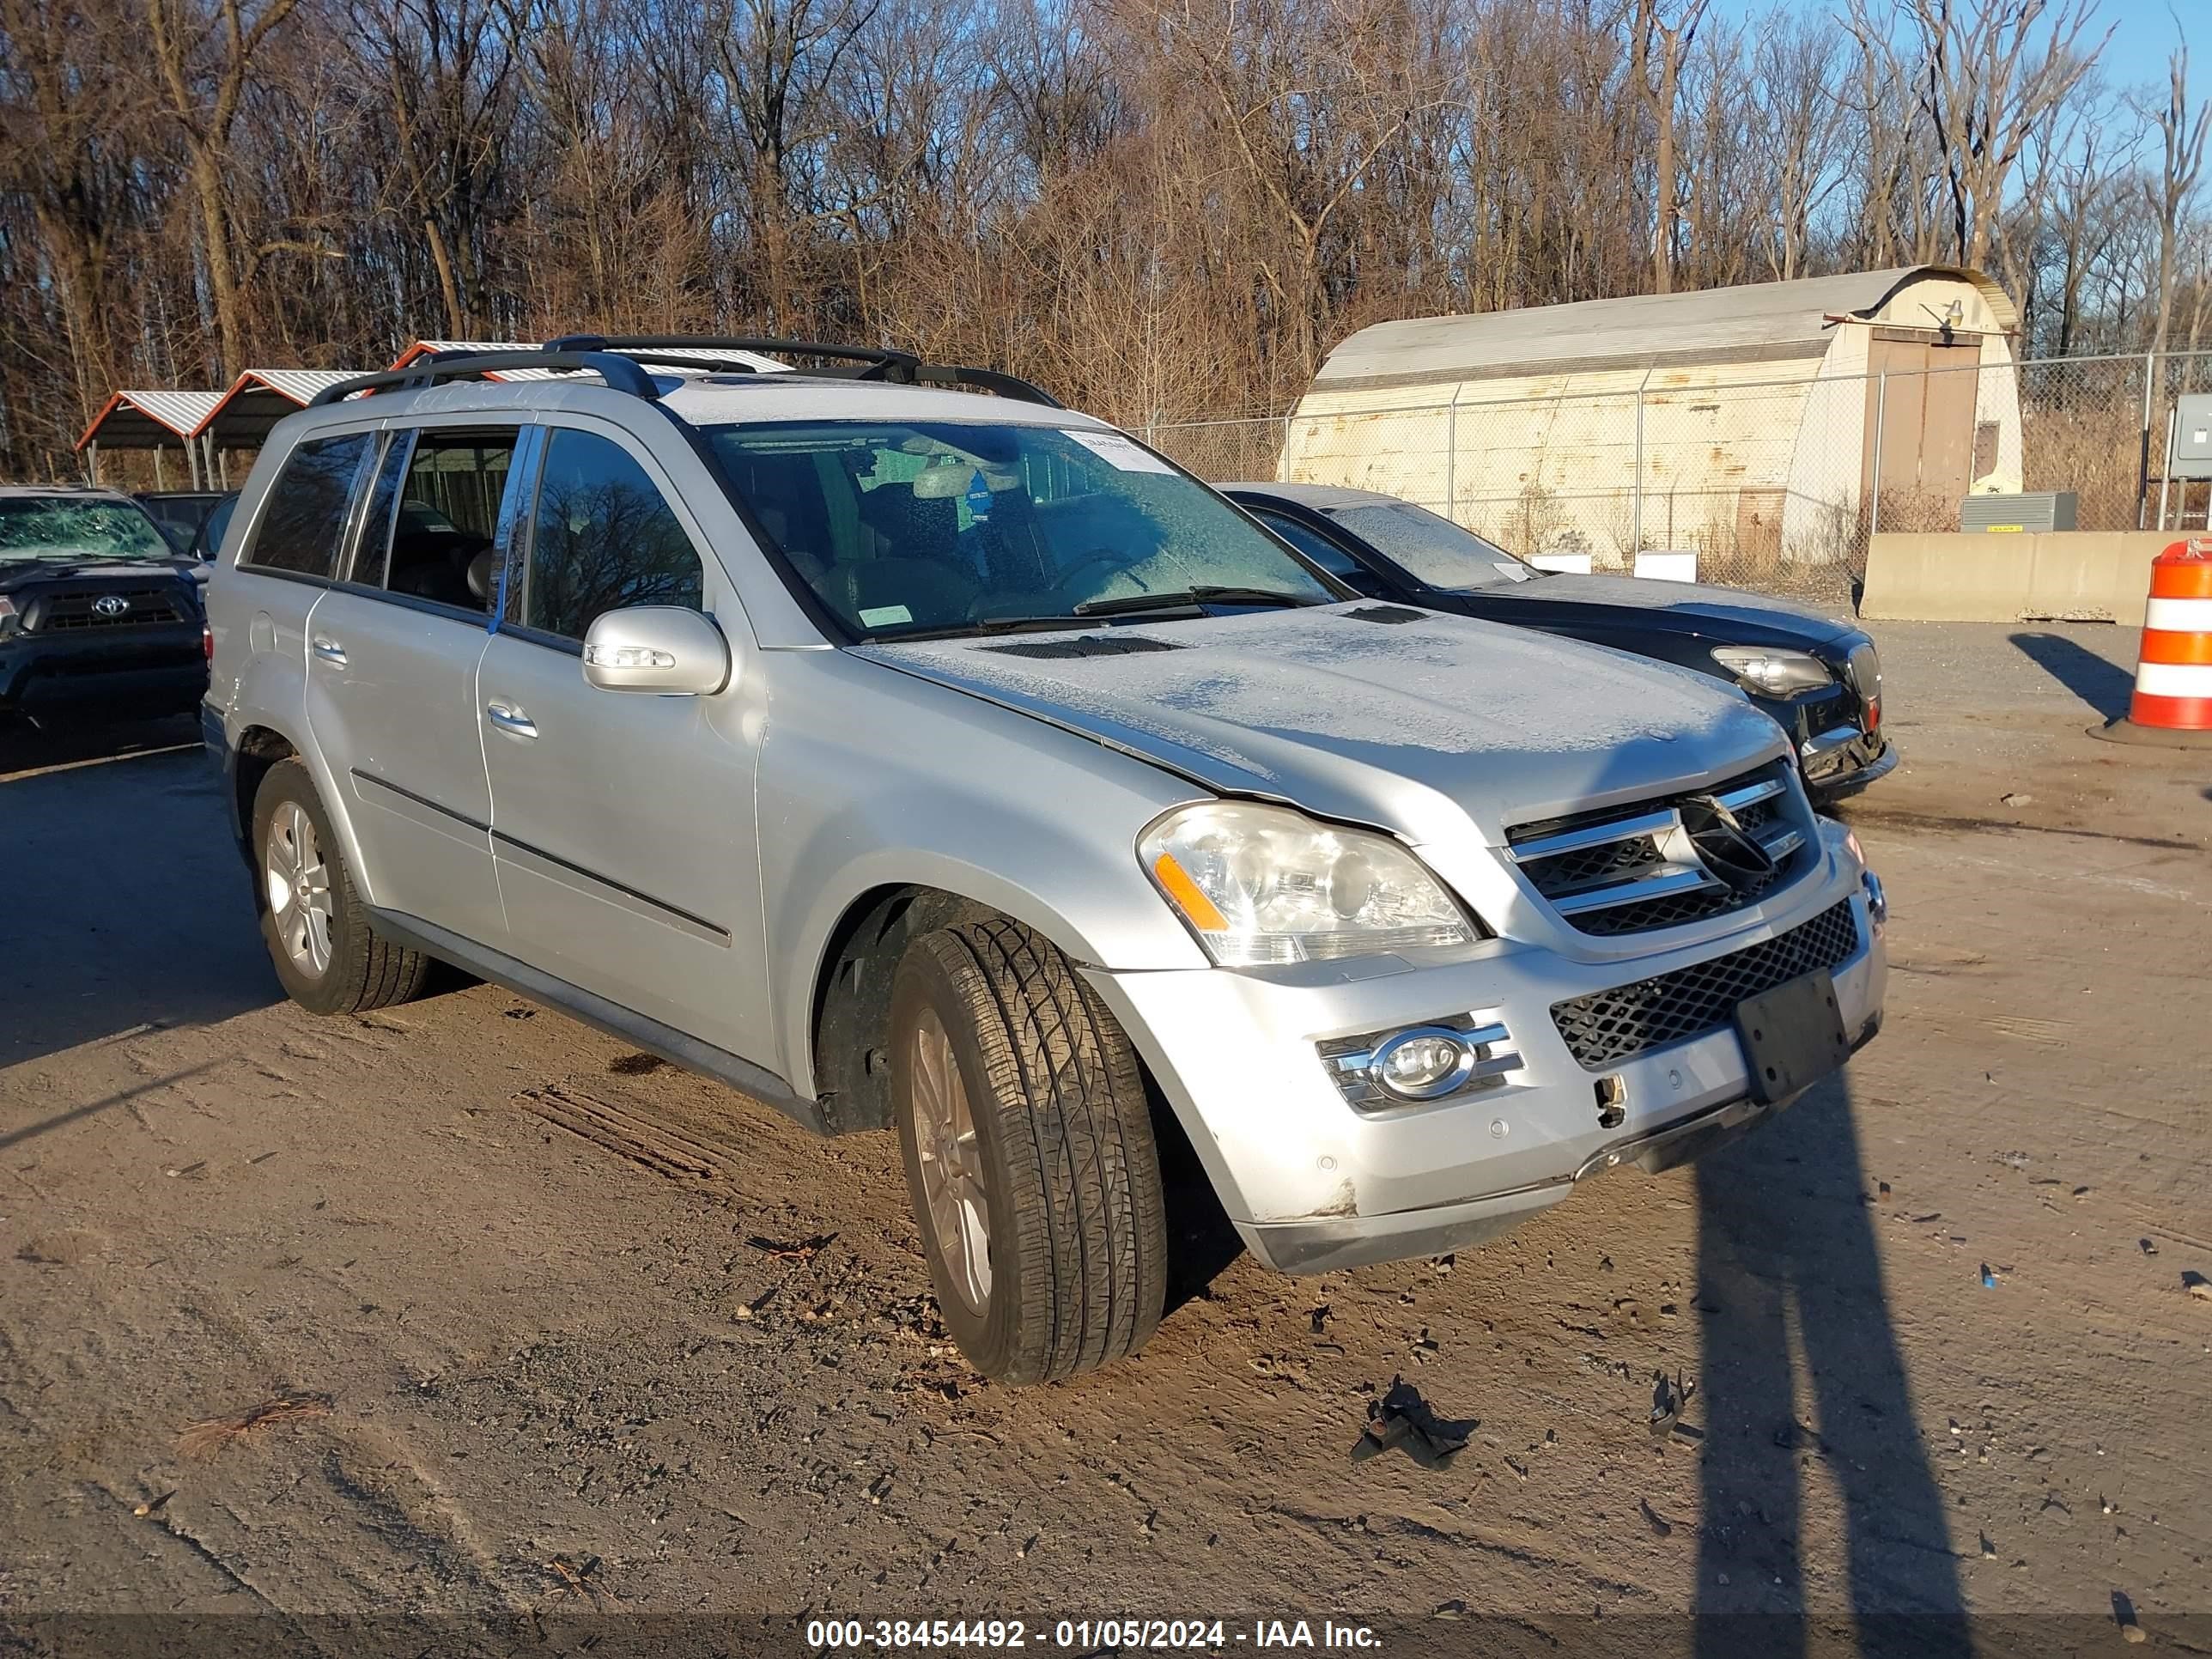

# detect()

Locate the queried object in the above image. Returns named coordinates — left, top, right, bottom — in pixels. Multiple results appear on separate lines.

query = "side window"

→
left=191, top=495, right=238, bottom=562
left=1250, top=507, right=1364, bottom=579
left=346, top=432, right=412, bottom=587
left=522, top=429, right=703, bottom=641
left=384, top=428, right=519, bottom=612
left=241, top=434, right=372, bottom=577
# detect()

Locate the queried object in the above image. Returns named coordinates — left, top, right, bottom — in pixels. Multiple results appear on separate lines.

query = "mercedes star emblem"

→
left=1679, top=795, right=1777, bottom=892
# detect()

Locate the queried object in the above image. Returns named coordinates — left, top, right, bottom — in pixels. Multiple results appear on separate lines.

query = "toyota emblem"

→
left=92, top=593, right=131, bottom=618
left=1679, top=795, right=1778, bottom=892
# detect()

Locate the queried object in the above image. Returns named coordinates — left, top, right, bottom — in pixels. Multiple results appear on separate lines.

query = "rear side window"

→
left=242, top=434, right=371, bottom=577
left=520, top=429, right=702, bottom=641
left=381, top=428, right=518, bottom=613
left=346, top=434, right=413, bottom=588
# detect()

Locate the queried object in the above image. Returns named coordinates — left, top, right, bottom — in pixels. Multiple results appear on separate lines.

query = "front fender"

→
left=757, top=651, right=1212, bottom=1093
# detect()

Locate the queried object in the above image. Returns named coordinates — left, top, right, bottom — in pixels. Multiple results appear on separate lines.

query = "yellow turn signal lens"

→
left=1152, top=852, right=1228, bottom=933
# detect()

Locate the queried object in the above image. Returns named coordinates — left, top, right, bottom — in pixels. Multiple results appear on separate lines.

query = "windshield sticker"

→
left=859, top=604, right=914, bottom=627
left=965, top=471, right=993, bottom=522
left=1065, top=430, right=1177, bottom=475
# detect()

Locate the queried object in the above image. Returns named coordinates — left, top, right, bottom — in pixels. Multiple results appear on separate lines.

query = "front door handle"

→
left=484, top=701, right=539, bottom=740
left=311, top=635, right=347, bottom=666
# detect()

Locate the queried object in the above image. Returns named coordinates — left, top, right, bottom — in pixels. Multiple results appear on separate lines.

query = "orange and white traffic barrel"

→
left=2094, top=538, right=2212, bottom=747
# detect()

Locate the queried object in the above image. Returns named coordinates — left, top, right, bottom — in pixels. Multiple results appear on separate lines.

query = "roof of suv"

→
left=279, top=368, right=1103, bottom=438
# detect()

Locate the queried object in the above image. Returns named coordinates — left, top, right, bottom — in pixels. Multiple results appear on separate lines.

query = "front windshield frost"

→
left=706, top=421, right=1332, bottom=636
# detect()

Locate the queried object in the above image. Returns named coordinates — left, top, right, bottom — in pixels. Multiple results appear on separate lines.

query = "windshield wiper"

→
left=1073, top=586, right=1321, bottom=617
left=877, top=615, right=1090, bottom=642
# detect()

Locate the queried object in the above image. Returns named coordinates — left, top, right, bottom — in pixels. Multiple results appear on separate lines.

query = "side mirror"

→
left=580, top=606, right=732, bottom=696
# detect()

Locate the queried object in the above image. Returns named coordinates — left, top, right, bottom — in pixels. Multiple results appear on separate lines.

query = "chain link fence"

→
left=1145, top=349, right=2212, bottom=604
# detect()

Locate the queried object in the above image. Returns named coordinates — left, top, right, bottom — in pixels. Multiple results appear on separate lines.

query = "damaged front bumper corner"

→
left=1243, top=1009, right=1882, bottom=1276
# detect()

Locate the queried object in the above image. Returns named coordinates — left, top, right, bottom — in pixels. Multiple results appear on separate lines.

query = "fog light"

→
left=1319, top=1018, right=1521, bottom=1109
left=1862, top=868, right=1887, bottom=931
left=1370, top=1028, right=1476, bottom=1101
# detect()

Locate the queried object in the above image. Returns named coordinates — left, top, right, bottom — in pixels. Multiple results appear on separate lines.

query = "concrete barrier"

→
left=1861, top=531, right=2179, bottom=628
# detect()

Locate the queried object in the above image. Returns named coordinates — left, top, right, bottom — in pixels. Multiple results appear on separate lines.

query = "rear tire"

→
left=891, top=918, right=1168, bottom=1384
left=252, top=758, right=428, bottom=1015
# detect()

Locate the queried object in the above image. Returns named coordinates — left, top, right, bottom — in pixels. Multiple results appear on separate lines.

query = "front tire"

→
left=891, top=918, right=1168, bottom=1384
left=252, top=759, right=428, bottom=1015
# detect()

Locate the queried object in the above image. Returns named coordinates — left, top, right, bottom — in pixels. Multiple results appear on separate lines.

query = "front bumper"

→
left=0, top=626, right=207, bottom=717
left=1085, top=832, right=1886, bottom=1274
left=1801, top=723, right=1896, bottom=799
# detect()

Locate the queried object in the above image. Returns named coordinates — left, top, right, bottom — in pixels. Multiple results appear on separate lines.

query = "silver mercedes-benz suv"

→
left=203, top=337, right=1887, bottom=1384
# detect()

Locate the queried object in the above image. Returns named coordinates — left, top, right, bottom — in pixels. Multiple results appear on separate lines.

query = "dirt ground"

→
left=2, top=620, right=2208, bottom=1657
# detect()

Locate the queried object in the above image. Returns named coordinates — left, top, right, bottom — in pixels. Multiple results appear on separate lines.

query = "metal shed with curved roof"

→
left=1283, top=265, right=2023, bottom=568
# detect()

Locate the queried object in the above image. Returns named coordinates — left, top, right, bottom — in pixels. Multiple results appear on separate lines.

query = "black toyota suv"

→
left=1223, top=482, right=1894, bottom=800
left=0, top=487, right=210, bottom=728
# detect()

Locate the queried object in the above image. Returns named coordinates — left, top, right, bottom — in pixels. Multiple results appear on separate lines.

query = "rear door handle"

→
left=484, top=701, right=538, bottom=740
left=311, top=635, right=347, bottom=666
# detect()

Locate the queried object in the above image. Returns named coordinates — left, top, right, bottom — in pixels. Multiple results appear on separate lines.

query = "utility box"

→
left=2172, top=394, right=2212, bottom=480
left=1961, top=492, right=2078, bottom=533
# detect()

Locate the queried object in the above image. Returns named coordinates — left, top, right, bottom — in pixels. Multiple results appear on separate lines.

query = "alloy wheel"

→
left=909, top=1007, right=993, bottom=1314
left=264, top=801, right=335, bottom=978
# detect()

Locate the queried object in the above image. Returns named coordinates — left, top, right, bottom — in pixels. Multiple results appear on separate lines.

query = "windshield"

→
left=705, top=421, right=1335, bottom=638
left=1323, top=501, right=1541, bottom=591
left=0, top=496, right=173, bottom=562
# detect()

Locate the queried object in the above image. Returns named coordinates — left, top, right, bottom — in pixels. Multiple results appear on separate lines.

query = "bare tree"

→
left=2146, top=37, right=2210, bottom=364
left=1631, top=0, right=1704, bottom=294
left=1850, top=0, right=2106, bottom=268
left=142, top=0, right=305, bottom=376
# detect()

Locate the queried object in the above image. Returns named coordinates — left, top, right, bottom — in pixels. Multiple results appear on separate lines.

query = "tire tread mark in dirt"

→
left=317, top=1448, right=513, bottom=1605
left=515, top=1085, right=731, bottom=1188
left=82, top=1481, right=306, bottom=1627
left=1267, top=1503, right=1660, bottom=1601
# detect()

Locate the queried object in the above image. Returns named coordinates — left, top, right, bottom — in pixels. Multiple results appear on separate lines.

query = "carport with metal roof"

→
left=187, top=368, right=368, bottom=486
left=196, top=369, right=369, bottom=449
left=74, top=390, right=224, bottom=488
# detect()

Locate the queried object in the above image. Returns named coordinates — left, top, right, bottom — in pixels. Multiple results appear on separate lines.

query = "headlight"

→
left=1139, top=801, right=1478, bottom=966
left=1710, top=646, right=1835, bottom=697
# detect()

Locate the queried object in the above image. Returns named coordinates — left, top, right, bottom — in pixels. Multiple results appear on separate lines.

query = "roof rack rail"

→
left=303, top=337, right=1063, bottom=412
left=306, top=349, right=661, bottom=407
left=546, top=334, right=1064, bottom=409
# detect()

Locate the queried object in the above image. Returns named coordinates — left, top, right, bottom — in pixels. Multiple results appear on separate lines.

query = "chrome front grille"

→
left=1508, top=763, right=1808, bottom=938
left=1550, top=899, right=1861, bottom=1069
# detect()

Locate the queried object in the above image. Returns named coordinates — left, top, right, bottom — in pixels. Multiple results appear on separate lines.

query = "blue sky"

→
left=2101, top=2, right=2206, bottom=103
left=1705, top=0, right=2207, bottom=109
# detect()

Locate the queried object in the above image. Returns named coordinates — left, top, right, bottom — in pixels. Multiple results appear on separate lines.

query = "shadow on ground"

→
left=0, top=717, right=276, bottom=1068
left=1694, top=1073, right=1970, bottom=1655
left=2008, top=630, right=2134, bottom=721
